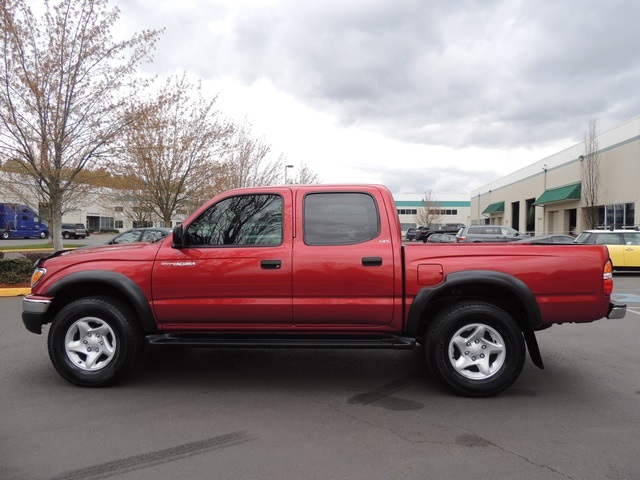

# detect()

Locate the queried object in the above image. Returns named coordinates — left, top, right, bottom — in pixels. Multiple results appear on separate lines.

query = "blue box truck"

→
left=0, top=203, right=49, bottom=239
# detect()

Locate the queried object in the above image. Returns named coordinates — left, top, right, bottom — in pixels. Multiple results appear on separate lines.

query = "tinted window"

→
left=468, top=227, right=484, bottom=234
left=304, top=192, right=379, bottom=245
left=141, top=229, right=168, bottom=242
left=623, top=232, right=640, bottom=245
left=111, top=230, right=141, bottom=244
left=594, top=233, right=624, bottom=245
left=187, top=194, right=283, bottom=246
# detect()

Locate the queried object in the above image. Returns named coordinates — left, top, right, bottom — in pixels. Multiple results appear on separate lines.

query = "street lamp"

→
left=284, top=164, right=294, bottom=184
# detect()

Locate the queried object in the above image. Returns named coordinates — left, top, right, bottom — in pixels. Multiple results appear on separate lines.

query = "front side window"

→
left=623, top=232, right=640, bottom=245
left=304, top=192, right=379, bottom=245
left=186, top=194, right=283, bottom=246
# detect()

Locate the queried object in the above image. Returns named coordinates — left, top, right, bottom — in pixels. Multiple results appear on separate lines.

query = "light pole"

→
left=284, top=164, right=294, bottom=184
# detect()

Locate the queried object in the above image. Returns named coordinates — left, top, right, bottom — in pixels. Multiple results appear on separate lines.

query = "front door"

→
left=152, top=191, right=293, bottom=329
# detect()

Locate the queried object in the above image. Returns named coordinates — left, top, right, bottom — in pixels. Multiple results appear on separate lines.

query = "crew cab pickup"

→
left=22, top=185, right=626, bottom=396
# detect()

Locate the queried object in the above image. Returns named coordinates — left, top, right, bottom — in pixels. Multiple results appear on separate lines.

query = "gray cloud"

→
left=124, top=0, right=640, bottom=193
left=190, top=0, right=640, bottom=147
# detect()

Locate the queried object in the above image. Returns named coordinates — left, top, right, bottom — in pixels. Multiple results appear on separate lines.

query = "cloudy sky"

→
left=117, top=0, right=640, bottom=195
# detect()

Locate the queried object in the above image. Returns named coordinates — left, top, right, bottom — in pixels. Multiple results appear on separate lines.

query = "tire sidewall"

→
left=427, top=303, right=525, bottom=397
left=48, top=297, right=141, bottom=387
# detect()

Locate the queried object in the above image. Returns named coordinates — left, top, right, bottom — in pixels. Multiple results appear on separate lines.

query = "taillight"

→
left=603, top=260, right=613, bottom=296
left=457, top=236, right=465, bottom=242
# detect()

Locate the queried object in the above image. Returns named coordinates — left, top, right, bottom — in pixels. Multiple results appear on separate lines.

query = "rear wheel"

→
left=425, top=301, right=525, bottom=397
left=48, top=296, right=144, bottom=387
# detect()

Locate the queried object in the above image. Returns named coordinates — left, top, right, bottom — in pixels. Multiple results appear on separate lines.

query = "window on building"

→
left=604, top=203, right=636, bottom=228
left=115, top=220, right=123, bottom=229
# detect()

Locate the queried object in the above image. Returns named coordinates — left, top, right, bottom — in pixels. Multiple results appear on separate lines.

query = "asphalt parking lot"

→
left=1, top=275, right=639, bottom=480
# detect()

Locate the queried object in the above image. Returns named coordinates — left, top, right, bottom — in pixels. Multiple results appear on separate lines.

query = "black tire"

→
left=48, top=296, right=144, bottom=387
left=63, top=232, right=71, bottom=239
left=425, top=301, right=525, bottom=397
left=39, top=231, right=47, bottom=239
left=1, top=231, right=8, bottom=240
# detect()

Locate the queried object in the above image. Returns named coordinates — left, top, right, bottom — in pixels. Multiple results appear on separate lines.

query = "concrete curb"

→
left=0, top=287, right=31, bottom=297
left=0, top=288, right=30, bottom=297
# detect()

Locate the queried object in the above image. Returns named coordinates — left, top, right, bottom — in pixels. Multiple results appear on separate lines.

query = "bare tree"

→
left=581, top=117, right=601, bottom=229
left=0, top=0, right=162, bottom=250
left=117, top=74, right=234, bottom=226
left=217, top=122, right=281, bottom=191
left=290, top=162, right=321, bottom=185
left=414, top=190, right=443, bottom=227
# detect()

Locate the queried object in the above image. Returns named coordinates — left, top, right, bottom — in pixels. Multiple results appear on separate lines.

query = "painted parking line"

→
left=611, top=293, right=640, bottom=303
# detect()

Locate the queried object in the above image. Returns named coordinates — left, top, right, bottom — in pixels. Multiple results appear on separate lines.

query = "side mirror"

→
left=173, top=224, right=184, bottom=247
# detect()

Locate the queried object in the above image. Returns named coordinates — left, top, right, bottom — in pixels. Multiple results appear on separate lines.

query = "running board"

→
left=146, top=334, right=416, bottom=350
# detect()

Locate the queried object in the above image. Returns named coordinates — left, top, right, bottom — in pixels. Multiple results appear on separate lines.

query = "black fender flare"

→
left=45, top=270, right=157, bottom=335
left=407, top=270, right=544, bottom=368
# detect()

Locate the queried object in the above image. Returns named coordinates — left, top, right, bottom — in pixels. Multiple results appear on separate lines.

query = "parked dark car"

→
left=415, top=226, right=433, bottom=242
left=105, top=227, right=172, bottom=245
left=405, top=227, right=418, bottom=241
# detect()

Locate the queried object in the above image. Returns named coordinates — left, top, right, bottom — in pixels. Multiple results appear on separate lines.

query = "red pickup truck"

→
left=22, top=184, right=625, bottom=396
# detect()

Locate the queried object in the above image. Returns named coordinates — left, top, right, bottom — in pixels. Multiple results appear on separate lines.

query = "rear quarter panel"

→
left=403, top=242, right=611, bottom=325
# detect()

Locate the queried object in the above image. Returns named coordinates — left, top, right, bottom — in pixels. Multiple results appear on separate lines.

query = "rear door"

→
left=292, top=189, right=398, bottom=327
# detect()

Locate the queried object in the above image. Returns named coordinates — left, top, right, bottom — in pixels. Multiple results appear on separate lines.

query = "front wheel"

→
left=39, top=231, right=47, bottom=239
left=48, top=296, right=144, bottom=387
left=1, top=231, right=8, bottom=240
left=425, top=301, right=525, bottom=397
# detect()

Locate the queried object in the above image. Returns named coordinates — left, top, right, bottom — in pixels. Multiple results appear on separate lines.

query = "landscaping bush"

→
left=20, top=251, right=50, bottom=262
left=0, top=258, right=35, bottom=284
left=0, top=251, right=4, bottom=260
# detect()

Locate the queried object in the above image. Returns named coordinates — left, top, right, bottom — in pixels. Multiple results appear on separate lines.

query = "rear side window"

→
left=594, top=233, right=624, bottom=245
left=304, top=192, right=379, bottom=245
left=468, top=227, right=484, bottom=234
left=187, top=194, right=283, bottom=246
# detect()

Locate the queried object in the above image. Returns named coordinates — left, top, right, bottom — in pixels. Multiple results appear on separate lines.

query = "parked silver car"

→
left=456, top=225, right=523, bottom=243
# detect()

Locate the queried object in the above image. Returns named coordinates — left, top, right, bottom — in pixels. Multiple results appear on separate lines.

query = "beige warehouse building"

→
left=470, top=116, right=640, bottom=235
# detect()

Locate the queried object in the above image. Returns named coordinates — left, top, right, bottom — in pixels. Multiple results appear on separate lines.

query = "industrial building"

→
left=471, top=116, right=640, bottom=235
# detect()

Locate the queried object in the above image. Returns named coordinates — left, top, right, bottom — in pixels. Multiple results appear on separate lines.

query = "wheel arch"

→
left=407, top=270, right=544, bottom=368
left=44, top=271, right=157, bottom=335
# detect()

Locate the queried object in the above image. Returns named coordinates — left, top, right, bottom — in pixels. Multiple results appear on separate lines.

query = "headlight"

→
left=30, top=268, right=46, bottom=288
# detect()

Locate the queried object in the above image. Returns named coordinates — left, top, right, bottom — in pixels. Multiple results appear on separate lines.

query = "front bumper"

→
left=22, top=296, right=52, bottom=334
left=607, top=303, right=626, bottom=319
